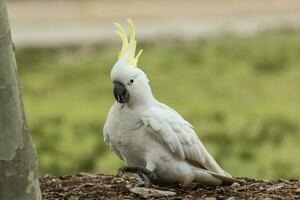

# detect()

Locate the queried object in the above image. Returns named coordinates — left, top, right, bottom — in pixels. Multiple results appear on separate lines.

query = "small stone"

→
left=295, top=188, right=300, bottom=194
left=230, top=182, right=240, bottom=188
left=129, top=187, right=176, bottom=198
left=204, top=198, right=216, bottom=200
left=226, top=197, right=236, bottom=200
left=259, top=186, right=265, bottom=191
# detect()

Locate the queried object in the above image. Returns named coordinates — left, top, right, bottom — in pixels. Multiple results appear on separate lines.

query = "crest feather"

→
left=114, top=19, right=142, bottom=67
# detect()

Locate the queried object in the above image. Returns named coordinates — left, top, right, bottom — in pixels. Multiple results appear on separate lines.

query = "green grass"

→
left=17, top=29, right=300, bottom=179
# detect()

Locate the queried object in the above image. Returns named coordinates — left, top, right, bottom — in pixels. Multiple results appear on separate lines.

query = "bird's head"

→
left=111, top=19, right=154, bottom=107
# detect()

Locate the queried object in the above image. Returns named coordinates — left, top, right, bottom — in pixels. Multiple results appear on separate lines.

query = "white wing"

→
left=141, top=103, right=229, bottom=176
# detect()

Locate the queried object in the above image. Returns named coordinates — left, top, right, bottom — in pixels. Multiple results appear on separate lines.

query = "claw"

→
left=138, top=173, right=152, bottom=188
left=117, top=166, right=156, bottom=188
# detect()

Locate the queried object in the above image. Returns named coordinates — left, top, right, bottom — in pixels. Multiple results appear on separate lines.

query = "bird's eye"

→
left=128, top=79, right=134, bottom=85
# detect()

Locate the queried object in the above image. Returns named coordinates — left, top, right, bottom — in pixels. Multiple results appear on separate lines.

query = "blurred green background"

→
left=17, top=29, right=300, bottom=180
left=8, top=0, right=300, bottom=181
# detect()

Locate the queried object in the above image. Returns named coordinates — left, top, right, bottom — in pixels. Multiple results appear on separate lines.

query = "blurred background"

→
left=7, top=0, right=300, bottom=180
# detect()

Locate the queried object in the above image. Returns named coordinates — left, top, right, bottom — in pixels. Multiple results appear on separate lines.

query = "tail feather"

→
left=188, top=158, right=242, bottom=184
left=207, top=170, right=245, bottom=184
left=192, top=167, right=245, bottom=186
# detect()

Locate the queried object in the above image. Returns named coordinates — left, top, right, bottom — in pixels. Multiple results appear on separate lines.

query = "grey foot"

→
left=118, top=166, right=156, bottom=188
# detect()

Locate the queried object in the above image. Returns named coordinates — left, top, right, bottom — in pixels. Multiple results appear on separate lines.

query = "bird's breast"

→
left=113, top=122, right=150, bottom=166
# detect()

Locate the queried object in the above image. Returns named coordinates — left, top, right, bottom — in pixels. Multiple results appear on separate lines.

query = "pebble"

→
left=129, top=187, right=176, bottom=198
left=259, top=186, right=265, bottom=191
left=226, top=197, right=236, bottom=200
left=204, top=198, right=216, bottom=200
left=230, top=182, right=241, bottom=188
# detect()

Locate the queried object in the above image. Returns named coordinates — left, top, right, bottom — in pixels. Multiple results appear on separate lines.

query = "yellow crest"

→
left=114, top=19, right=143, bottom=67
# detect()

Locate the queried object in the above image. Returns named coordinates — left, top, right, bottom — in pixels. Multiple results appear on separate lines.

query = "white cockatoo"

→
left=103, top=19, right=241, bottom=187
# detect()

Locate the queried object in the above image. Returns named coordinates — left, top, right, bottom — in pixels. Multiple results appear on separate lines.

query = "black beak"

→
left=113, top=82, right=129, bottom=103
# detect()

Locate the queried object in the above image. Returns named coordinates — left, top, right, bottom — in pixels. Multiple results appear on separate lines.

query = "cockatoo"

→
left=103, top=19, right=241, bottom=187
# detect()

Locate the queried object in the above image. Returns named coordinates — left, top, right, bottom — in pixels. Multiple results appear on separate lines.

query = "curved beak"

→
left=113, top=82, right=129, bottom=103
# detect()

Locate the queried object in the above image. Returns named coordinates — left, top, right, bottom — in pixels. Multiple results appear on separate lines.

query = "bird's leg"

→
left=137, top=172, right=152, bottom=188
left=118, top=166, right=156, bottom=188
left=118, top=166, right=156, bottom=179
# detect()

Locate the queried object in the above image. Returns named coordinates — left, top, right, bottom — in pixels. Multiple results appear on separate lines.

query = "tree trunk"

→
left=0, top=0, right=41, bottom=199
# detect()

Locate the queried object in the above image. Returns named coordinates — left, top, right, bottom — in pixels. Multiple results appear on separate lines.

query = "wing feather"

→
left=141, top=104, right=228, bottom=176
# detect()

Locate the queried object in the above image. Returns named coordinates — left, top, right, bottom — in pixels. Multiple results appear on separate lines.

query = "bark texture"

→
left=0, top=0, right=41, bottom=199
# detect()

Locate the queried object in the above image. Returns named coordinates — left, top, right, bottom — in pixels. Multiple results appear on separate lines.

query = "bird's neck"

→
left=127, top=84, right=156, bottom=109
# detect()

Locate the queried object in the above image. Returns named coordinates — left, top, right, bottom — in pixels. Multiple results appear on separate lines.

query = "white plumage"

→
left=103, top=19, right=240, bottom=186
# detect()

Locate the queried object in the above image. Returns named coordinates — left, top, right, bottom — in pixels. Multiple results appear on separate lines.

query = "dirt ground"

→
left=40, top=173, right=300, bottom=200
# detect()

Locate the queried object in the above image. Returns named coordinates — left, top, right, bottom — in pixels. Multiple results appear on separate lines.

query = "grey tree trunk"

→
left=0, top=0, right=41, bottom=199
